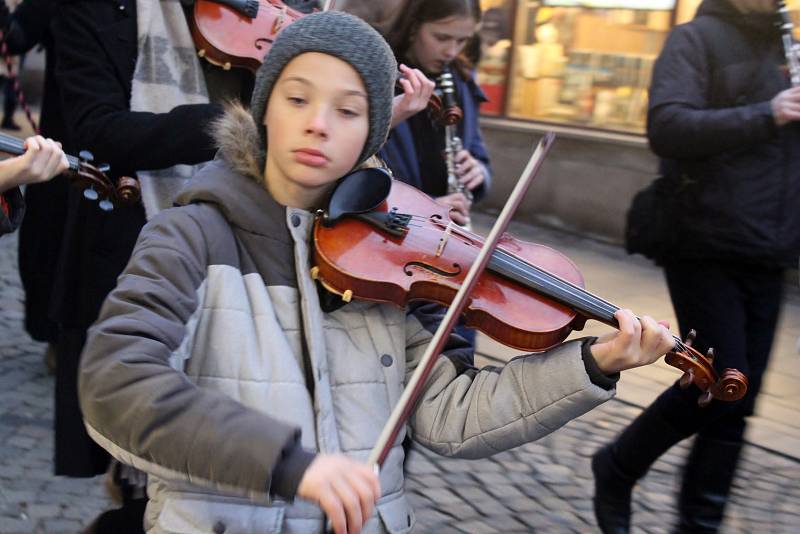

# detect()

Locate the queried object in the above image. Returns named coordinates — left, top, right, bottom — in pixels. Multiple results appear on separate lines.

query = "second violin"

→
left=190, top=0, right=306, bottom=72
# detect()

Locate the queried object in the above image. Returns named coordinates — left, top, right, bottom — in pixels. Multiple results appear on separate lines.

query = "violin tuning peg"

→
left=79, top=150, right=94, bottom=163
left=679, top=369, right=694, bottom=389
left=98, top=199, right=114, bottom=212
left=697, top=390, right=713, bottom=408
left=97, top=163, right=111, bottom=173
left=705, top=347, right=715, bottom=364
left=83, top=187, right=99, bottom=201
left=684, top=329, right=697, bottom=347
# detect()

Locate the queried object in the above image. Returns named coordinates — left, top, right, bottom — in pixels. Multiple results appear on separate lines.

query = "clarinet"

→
left=436, top=67, right=473, bottom=204
left=777, top=0, right=800, bottom=87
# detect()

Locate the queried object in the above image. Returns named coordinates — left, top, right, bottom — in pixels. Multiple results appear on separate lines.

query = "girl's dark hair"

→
left=384, top=0, right=482, bottom=78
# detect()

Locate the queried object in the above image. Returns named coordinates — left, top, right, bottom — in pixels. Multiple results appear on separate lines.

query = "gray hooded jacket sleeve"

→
left=405, top=315, right=615, bottom=458
left=79, top=207, right=307, bottom=501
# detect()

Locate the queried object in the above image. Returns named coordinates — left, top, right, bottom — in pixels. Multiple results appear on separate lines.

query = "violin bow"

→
left=367, top=132, right=557, bottom=469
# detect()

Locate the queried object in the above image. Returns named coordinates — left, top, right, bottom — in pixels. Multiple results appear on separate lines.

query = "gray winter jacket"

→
left=79, top=107, right=616, bottom=534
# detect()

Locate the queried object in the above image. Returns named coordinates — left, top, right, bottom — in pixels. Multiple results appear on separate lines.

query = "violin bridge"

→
left=435, top=222, right=454, bottom=257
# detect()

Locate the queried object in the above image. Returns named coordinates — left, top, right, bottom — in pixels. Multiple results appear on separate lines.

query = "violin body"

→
left=191, top=0, right=305, bottom=72
left=314, top=179, right=588, bottom=352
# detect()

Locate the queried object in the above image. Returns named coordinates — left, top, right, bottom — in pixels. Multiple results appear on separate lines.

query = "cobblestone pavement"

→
left=0, top=233, right=111, bottom=533
left=2, top=225, right=799, bottom=533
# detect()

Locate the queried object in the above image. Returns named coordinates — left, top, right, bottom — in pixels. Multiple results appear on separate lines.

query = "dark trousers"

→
left=658, top=260, right=783, bottom=442
left=55, top=327, right=109, bottom=477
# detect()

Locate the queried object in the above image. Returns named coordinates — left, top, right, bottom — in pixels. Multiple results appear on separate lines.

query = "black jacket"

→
left=8, top=0, right=72, bottom=343
left=647, top=0, right=800, bottom=266
left=51, top=0, right=225, bottom=327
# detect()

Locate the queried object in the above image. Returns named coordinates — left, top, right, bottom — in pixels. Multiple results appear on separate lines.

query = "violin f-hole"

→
left=403, top=261, right=462, bottom=278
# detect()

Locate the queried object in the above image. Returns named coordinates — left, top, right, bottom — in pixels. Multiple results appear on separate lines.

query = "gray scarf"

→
left=131, top=0, right=210, bottom=219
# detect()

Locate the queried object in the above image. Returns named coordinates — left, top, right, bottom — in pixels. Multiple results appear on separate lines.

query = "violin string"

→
left=388, top=214, right=695, bottom=356
left=390, top=221, right=615, bottom=321
left=491, top=250, right=619, bottom=321
left=493, top=250, right=692, bottom=353
left=392, top=219, right=617, bottom=319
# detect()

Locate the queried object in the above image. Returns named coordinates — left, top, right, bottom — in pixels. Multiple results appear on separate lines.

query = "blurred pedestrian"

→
left=0, top=0, right=22, bottom=130
left=1, top=0, right=70, bottom=373
left=593, top=1, right=800, bottom=532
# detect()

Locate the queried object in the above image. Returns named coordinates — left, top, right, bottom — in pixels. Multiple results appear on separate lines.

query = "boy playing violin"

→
left=79, top=11, right=674, bottom=534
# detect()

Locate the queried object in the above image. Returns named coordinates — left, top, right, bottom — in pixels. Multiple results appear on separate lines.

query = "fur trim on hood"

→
left=209, top=102, right=264, bottom=184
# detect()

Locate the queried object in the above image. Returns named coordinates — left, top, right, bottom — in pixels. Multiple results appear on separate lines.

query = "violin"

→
left=192, top=1, right=453, bottom=119
left=190, top=0, right=306, bottom=73
left=311, top=168, right=748, bottom=408
left=0, top=133, right=140, bottom=211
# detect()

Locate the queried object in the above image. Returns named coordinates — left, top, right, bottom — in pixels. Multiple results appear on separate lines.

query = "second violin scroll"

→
left=0, top=133, right=140, bottom=211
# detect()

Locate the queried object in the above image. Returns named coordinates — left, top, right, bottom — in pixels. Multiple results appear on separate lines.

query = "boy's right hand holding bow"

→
left=297, top=454, right=381, bottom=534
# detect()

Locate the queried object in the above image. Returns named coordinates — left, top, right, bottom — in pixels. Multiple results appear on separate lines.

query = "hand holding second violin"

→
left=391, top=64, right=435, bottom=129
left=0, top=135, right=69, bottom=193
left=590, top=309, right=674, bottom=375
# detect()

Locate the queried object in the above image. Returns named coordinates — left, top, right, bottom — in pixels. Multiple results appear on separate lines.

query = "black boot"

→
left=592, top=443, right=636, bottom=534
left=676, top=436, right=743, bottom=533
left=592, top=400, right=691, bottom=534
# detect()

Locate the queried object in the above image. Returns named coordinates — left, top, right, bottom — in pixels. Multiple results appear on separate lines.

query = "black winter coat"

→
left=8, top=0, right=71, bottom=342
left=52, top=0, right=224, bottom=328
left=50, top=0, right=227, bottom=477
left=647, top=0, right=800, bottom=267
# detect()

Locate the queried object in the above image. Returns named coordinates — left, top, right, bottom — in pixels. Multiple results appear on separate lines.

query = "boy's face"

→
left=406, top=15, right=479, bottom=75
left=263, top=52, right=369, bottom=207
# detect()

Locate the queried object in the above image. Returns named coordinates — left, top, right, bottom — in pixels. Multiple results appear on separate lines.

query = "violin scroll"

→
left=72, top=150, right=140, bottom=211
left=665, top=330, right=748, bottom=407
left=115, top=176, right=142, bottom=204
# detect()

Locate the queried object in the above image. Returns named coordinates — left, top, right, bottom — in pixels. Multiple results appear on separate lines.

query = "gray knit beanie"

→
left=250, top=10, right=397, bottom=168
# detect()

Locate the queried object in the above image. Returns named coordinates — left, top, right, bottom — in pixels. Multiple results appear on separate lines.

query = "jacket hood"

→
left=697, top=0, right=780, bottom=34
left=173, top=104, right=288, bottom=238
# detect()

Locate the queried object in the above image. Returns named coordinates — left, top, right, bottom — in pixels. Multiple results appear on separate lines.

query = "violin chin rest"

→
left=324, top=167, right=392, bottom=226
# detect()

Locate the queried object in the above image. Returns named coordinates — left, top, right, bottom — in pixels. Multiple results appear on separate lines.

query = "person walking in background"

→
left=593, top=1, right=800, bottom=532
left=0, top=0, right=70, bottom=374
left=0, top=0, right=22, bottom=131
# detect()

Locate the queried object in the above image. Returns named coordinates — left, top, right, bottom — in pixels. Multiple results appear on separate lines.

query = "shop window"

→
left=476, top=0, right=514, bottom=115
left=505, top=1, right=674, bottom=133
